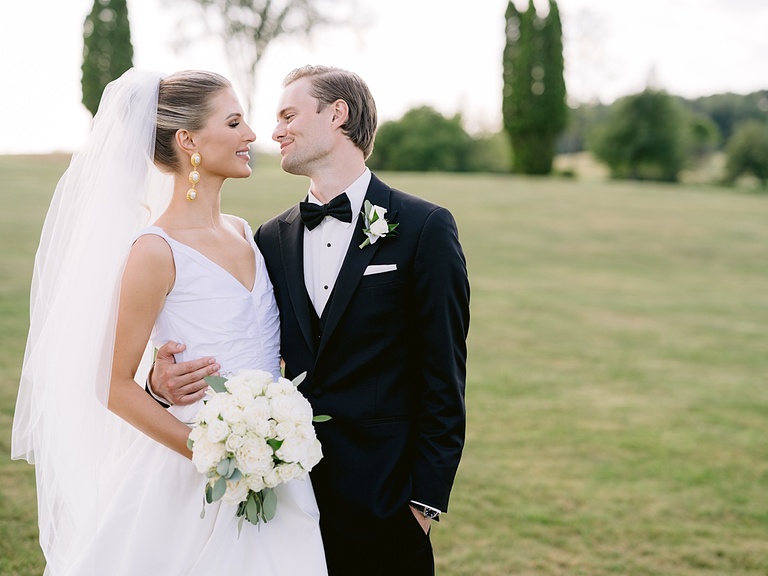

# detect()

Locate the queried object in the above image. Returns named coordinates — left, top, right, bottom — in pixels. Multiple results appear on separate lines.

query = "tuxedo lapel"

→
left=318, top=176, right=395, bottom=358
left=277, top=205, right=316, bottom=354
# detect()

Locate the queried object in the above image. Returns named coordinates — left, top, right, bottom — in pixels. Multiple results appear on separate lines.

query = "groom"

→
left=151, top=65, right=469, bottom=575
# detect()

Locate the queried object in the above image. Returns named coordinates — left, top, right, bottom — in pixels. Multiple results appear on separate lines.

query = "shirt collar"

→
left=306, top=168, right=371, bottom=227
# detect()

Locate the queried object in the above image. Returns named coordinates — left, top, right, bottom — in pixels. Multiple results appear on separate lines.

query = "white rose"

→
left=206, top=419, right=230, bottom=444
left=276, top=462, right=305, bottom=482
left=263, top=468, right=282, bottom=488
left=275, top=421, right=296, bottom=440
left=276, top=436, right=311, bottom=464
left=300, top=439, right=323, bottom=471
left=369, top=217, right=389, bottom=238
left=369, top=205, right=387, bottom=220
left=271, top=394, right=312, bottom=426
left=246, top=474, right=266, bottom=493
left=235, top=437, right=274, bottom=475
left=266, top=379, right=294, bottom=398
left=294, top=422, right=316, bottom=439
left=225, top=433, right=245, bottom=452
left=191, top=437, right=228, bottom=474
left=188, top=425, right=205, bottom=444
left=243, top=397, right=271, bottom=430
left=231, top=422, right=247, bottom=437
left=196, top=402, right=220, bottom=425
left=220, top=402, right=244, bottom=425
left=220, top=478, right=250, bottom=505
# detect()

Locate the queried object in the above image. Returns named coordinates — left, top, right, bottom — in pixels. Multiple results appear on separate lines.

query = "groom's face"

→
left=272, top=77, right=336, bottom=177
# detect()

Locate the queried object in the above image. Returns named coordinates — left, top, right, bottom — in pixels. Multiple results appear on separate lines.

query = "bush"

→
left=589, top=89, right=688, bottom=182
left=724, top=120, right=768, bottom=188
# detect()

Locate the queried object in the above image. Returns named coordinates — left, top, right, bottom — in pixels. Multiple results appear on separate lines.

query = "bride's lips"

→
left=236, top=149, right=250, bottom=160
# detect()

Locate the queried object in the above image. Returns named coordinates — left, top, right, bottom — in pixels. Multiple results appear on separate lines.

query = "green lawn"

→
left=1, top=155, right=767, bottom=575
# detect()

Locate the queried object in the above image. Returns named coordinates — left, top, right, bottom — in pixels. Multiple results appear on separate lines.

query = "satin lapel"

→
left=318, top=176, right=396, bottom=357
left=278, top=205, right=315, bottom=354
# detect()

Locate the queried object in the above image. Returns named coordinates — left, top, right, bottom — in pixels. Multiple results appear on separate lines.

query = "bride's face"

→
left=194, top=88, right=256, bottom=180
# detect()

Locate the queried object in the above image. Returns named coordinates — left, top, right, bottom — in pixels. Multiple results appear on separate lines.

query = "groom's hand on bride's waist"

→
left=147, top=341, right=220, bottom=407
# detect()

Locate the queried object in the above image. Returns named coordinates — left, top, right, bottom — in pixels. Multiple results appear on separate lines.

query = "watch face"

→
left=424, top=508, right=439, bottom=519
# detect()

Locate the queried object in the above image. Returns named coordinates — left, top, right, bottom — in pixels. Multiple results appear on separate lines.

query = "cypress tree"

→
left=502, top=0, right=567, bottom=174
left=81, top=0, right=134, bottom=116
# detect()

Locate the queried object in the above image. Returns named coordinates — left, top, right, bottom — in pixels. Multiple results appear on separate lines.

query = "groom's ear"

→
left=330, top=99, right=350, bottom=128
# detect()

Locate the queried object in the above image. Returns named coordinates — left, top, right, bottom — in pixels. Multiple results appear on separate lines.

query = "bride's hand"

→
left=150, top=341, right=219, bottom=406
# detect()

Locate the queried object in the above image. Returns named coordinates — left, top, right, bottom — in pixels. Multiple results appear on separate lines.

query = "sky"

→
left=1, top=0, right=767, bottom=155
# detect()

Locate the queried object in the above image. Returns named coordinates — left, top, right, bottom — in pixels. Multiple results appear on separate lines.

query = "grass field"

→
left=1, top=154, right=767, bottom=575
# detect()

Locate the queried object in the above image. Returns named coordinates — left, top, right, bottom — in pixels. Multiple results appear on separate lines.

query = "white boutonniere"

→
left=359, top=200, right=399, bottom=249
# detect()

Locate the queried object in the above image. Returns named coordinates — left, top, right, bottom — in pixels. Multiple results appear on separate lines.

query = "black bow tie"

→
left=299, top=193, right=353, bottom=231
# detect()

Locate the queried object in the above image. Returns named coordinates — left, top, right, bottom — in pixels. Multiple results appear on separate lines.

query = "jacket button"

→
left=311, top=388, right=323, bottom=398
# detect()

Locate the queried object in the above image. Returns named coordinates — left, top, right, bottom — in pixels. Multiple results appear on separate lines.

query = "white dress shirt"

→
left=303, top=169, right=371, bottom=316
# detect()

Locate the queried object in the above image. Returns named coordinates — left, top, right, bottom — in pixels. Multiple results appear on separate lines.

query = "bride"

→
left=11, top=68, right=327, bottom=575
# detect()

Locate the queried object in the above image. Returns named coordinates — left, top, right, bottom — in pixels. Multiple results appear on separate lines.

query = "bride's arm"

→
left=109, top=234, right=193, bottom=459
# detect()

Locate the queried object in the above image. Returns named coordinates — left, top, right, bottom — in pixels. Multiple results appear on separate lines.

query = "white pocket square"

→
left=363, top=264, right=397, bottom=276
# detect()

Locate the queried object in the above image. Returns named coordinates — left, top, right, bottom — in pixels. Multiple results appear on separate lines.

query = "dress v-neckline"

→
left=150, top=225, right=257, bottom=293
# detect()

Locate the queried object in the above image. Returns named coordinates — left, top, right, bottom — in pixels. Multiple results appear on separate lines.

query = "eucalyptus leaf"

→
left=211, top=476, right=227, bottom=502
left=205, top=483, right=213, bottom=504
left=229, top=468, right=243, bottom=482
left=262, top=488, right=277, bottom=521
left=186, top=437, right=194, bottom=451
left=292, top=371, right=307, bottom=387
left=245, top=491, right=261, bottom=524
left=204, top=375, right=228, bottom=394
left=312, top=414, right=332, bottom=423
left=217, top=458, right=231, bottom=476
left=227, top=458, right=237, bottom=478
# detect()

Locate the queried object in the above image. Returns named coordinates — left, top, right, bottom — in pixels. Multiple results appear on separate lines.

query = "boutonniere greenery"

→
left=359, top=200, right=399, bottom=249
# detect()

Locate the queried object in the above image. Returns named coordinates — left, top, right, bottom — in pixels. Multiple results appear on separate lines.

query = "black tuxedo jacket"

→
left=254, top=173, right=469, bottom=534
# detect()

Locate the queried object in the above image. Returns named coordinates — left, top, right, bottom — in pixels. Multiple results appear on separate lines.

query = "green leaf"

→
left=267, top=438, right=284, bottom=452
left=205, top=375, right=228, bottom=394
left=245, top=491, right=261, bottom=524
left=229, top=468, right=243, bottom=482
left=292, top=371, right=307, bottom=387
left=186, top=437, right=194, bottom=451
left=227, top=459, right=238, bottom=479
left=205, top=483, right=213, bottom=504
left=211, top=476, right=227, bottom=502
left=216, top=458, right=231, bottom=477
left=312, top=414, right=332, bottom=423
left=262, top=488, right=277, bottom=521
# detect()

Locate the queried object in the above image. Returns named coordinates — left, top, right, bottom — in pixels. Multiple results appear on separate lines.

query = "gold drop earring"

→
left=187, top=152, right=201, bottom=201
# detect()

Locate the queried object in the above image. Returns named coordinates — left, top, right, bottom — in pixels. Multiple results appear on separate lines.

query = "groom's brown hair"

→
left=283, top=65, right=378, bottom=159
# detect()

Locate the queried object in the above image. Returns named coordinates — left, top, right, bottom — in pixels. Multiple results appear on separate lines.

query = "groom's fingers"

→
left=165, top=358, right=219, bottom=405
left=154, top=341, right=220, bottom=406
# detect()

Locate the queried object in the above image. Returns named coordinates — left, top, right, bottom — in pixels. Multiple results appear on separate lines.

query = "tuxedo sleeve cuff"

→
left=410, top=500, right=442, bottom=521
left=144, top=363, right=171, bottom=408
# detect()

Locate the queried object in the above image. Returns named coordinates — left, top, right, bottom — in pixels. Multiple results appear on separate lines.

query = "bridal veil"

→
left=11, top=68, right=172, bottom=573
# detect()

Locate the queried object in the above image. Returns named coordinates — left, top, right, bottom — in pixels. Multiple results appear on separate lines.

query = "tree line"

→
left=81, top=0, right=768, bottom=187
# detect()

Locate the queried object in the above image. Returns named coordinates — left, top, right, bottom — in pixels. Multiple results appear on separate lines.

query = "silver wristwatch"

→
left=411, top=503, right=441, bottom=521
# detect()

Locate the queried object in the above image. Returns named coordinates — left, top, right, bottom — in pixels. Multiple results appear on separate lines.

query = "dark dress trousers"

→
left=255, top=173, right=469, bottom=575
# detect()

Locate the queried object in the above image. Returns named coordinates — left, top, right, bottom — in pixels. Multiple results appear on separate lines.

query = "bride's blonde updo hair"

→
left=154, top=70, right=232, bottom=173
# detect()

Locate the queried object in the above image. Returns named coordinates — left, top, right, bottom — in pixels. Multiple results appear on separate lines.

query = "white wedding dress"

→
left=65, top=223, right=327, bottom=576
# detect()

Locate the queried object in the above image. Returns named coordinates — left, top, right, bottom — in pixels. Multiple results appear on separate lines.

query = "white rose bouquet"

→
left=187, top=370, right=329, bottom=530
